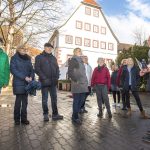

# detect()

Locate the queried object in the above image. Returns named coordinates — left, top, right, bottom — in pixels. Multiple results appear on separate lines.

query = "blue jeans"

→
left=72, top=93, right=85, bottom=120
left=41, top=86, right=58, bottom=115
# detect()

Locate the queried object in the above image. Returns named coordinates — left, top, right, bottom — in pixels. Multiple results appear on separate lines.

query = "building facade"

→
left=49, top=0, right=119, bottom=69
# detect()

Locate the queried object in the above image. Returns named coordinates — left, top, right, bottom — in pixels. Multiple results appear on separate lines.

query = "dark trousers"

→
left=41, top=86, right=58, bottom=115
left=95, top=84, right=111, bottom=114
left=125, top=87, right=143, bottom=112
left=72, top=93, right=85, bottom=120
left=81, top=86, right=91, bottom=110
left=112, top=91, right=120, bottom=103
left=121, top=90, right=128, bottom=109
left=14, top=94, right=28, bottom=121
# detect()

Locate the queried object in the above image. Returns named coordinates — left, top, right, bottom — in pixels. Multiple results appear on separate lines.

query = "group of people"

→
left=0, top=38, right=150, bottom=127
left=68, top=48, right=150, bottom=124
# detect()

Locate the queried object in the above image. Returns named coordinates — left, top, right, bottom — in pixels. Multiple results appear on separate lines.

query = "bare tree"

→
left=0, top=0, right=64, bottom=56
left=133, top=27, right=147, bottom=46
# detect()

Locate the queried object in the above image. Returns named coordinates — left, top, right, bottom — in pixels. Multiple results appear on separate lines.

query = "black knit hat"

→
left=44, top=43, right=53, bottom=48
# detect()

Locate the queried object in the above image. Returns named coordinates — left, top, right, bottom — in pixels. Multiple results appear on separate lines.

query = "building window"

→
left=101, top=27, right=106, bottom=34
left=85, top=23, right=91, bottom=31
left=93, top=40, right=99, bottom=48
left=76, top=21, right=82, bottom=29
left=93, top=9, right=99, bottom=17
left=101, top=41, right=106, bottom=49
left=85, top=7, right=91, bottom=15
left=108, top=43, right=114, bottom=50
left=93, top=25, right=99, bottom=33
left=65, top=35, right=73, bottom=44
left=84, top=38, right=91, bottom=47
left=75, top=37, right=82, bottom=46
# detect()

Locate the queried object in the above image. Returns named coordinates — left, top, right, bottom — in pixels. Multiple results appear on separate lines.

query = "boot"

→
left=127, top=108, right=132, bottom=116
left=140, top=110, right=150, bottom=119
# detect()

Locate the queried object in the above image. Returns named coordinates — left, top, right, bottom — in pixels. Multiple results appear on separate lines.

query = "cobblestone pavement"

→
left=0, top=91, right=150, bottom=150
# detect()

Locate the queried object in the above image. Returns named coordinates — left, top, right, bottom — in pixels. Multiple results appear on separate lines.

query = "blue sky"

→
left=64, top=0, right=150, bottom=44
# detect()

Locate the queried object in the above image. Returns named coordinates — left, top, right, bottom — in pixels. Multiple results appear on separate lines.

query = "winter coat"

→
left=111, top=70, right=119, bottom=91
left=0, top=48, right=10, bottom=88
left=91, top=65, right=111, bottom=90
left=120, top=65, right=140, bottom=91
left=35, top=51, right=59, bottom=87
left=10, top=52, right=34, bottom=95
left=68, top=55, right=88, bottom=93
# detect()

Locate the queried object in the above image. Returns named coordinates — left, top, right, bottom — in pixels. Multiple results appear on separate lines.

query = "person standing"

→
left=0, top=38, right=10, bottom=94
left=80, top=57, right=92, bottom=113
left=91, top=58, right=112, bottom=118
left=111, top=64, right=120, bottom=107
left=35, top=43, right=63, bottom=121
left=68, top=48, right=88, bottom=124
left=10, top=45, right=34, bottom=125
left=120, top=58, right=149, bottom=118
left=117, top=59, right=128, bottom=110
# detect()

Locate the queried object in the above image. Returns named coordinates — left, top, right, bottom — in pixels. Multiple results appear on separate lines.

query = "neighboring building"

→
left=49, top=0, right=119, bottom=69
left=118, top=43, right=133, bottom=53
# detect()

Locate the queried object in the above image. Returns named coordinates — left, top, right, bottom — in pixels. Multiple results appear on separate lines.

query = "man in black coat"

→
left=35, top=43, right=63, bottom=121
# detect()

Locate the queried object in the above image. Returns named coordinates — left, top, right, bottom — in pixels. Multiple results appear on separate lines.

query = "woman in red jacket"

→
left=91, top=58, right=112, bottom=118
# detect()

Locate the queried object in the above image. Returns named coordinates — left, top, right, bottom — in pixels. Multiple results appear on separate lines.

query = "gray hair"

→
left=97, top=57, right=104, bottom=62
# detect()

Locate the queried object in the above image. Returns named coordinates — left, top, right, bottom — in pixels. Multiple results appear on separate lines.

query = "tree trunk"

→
left=6, top=0, right=15, bottom=56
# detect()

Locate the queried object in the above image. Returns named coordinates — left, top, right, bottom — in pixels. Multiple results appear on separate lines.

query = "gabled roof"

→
left=82, top=0, right=100, bottom=7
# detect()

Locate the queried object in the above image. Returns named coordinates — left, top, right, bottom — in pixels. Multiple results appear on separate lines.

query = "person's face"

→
left=122, top=59, right=127, bottom=65
left=18, top=48, right=28, bottom=55
left=127, top=58, right=134, bottom=66
left=111, top=65, right=115, bottom=71
left=98, top=59, right=104, bottom=66
left=83, top=57, right=88, bottom=64
left=44, top=46, right=53, bottom=54
left=75, top=49, right=82, bottom=56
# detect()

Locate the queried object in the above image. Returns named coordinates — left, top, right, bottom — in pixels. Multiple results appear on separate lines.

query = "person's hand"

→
left=29, top=77, right=32, bottom=82
left=25, top=77, right=31, bottom=82
left=140, top=70, right=145, bottom=76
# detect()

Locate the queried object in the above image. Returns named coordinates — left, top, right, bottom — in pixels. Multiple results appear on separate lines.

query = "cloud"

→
left=126, top=0, right=150, bottom=19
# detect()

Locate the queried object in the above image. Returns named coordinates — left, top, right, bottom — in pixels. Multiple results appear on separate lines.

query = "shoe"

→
left=97, top=111, right=103, bottom=118
left=112, top=103, right=116, bottom=107
left=117, top=103, right=121, bottom=107
left=127, top=108, right=132, bottom=116
left=44, top=114, right=49, bottom=122
left=72, top=118, right=82, bottom=125
left=52, top=114, right=63, bottom=121
left=122, top=107, right=127, bottom=110
left=142, top=135, right=150, bottom=143
left=83, top=109, right=88, bottom=113
left=80, top=109, right=88, bottom=114
left=21, top=120, right=30, bottom=125
left=15, top=121, right=20, bottom=125
left=108, top=113, right=112, bottom=119
left=140, top=110, right=150, bottom=119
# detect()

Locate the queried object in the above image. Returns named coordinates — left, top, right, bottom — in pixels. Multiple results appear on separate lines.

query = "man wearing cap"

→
left=35, top=43, right=63, bottom=121
left=0, top=38, right=10, bottom=94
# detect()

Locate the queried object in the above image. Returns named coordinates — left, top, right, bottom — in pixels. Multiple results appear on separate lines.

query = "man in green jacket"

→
left=0, top=38, right=10, bottom=93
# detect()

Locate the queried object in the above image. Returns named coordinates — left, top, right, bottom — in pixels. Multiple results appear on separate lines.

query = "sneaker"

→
left=52, top=114, right=63, bottom=121
left=117, top=103, right=121, bottom=107
left=21, top=120, right=30, bottom=125
left=15, top=121, right=20, bottom=125
left=112, top=103, right=116, bottom=107
left=79, top=109, right=88, bottom=114
left=44, top=114, right=49, bottom=122
left=72, top=118, right=82, bottom=125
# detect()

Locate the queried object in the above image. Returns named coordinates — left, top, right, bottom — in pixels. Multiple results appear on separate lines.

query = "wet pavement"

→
left=0, top=91, right=150, bottom=150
